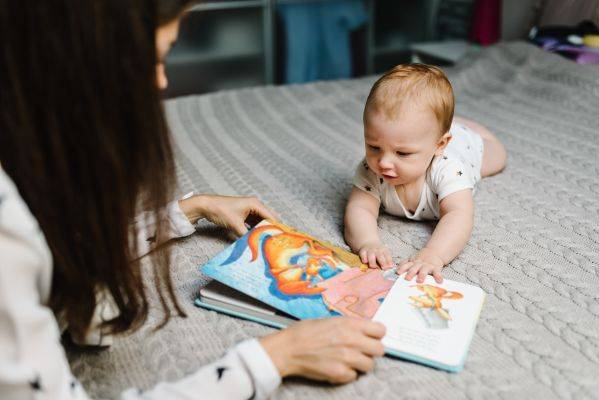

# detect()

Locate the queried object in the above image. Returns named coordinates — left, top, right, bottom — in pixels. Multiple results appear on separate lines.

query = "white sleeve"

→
left=0, top=211, right=81, bottom=399
left=430, top=156, right=475, bottom=201
left=122, top=339, right=281, bottom=400
left=0, top=179, right=281, bottom=400
left=352, top=159, right=382, bottom=201
left=0, top=225, right=281, bottom=400
left=133, top=194, right=196, bottom=258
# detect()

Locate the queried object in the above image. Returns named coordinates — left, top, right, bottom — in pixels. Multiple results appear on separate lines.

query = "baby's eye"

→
left=368, top=145, right=380, bottom=152
left=396, top=151, right=411, bottom=157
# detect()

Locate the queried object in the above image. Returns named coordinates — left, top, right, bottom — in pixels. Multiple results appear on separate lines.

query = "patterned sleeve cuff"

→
left=235, top=339, right=282, bottom=400
left=165, top=192, right=197, bottom=239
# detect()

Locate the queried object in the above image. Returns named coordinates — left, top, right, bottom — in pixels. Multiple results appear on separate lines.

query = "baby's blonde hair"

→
left=365, top=64, right=454, bottom=135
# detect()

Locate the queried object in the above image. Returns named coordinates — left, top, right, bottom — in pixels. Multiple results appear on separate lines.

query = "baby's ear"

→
left=434, top=132, right=452, bottom=155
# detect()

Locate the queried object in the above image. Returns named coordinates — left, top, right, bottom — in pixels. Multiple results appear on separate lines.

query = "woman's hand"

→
left=259, top=317, right=386, bottom=384
left=179, top=194, right=277, bottom=236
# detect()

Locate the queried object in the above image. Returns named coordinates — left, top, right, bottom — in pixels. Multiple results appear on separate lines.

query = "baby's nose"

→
left=378, top=155, right=394, bottom=169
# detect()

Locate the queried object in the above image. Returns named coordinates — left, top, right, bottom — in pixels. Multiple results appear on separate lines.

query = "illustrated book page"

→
left=201, top=219, right=398, bottom=320
left=372, top=275, right=485, bottom=370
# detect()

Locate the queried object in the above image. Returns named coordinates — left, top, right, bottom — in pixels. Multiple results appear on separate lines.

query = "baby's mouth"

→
left=381, top=173, right=397, bottom=180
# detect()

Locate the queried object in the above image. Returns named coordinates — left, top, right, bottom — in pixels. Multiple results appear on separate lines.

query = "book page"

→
left=201, top=220, right=396, bottom=320
left=200, top=281, right=279, bottom=315
left=372, top=275, right=485, bottom=368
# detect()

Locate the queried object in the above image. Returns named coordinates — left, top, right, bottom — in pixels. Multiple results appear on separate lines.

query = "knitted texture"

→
left=68, top=42, right=599, bottom=400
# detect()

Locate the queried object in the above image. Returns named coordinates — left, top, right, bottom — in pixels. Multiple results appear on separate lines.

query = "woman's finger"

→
left=353, top=319, right=386, bottom=340
left=339, top=318, right=386, bottom=343
left=328, top=365, right=358, bottom=384
left=350, top=334, right=386, bottom=357
left=249, top=198, right=278, bottom=221
left=230, top=219, right=249, bottom=237
left=340, top=350, right=375, bottom=374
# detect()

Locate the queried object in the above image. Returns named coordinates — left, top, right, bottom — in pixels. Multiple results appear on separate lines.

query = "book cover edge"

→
left=194, top=298, right=289, bottom=330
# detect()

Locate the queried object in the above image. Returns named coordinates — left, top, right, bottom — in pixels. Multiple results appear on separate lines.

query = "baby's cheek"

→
left=364, top=157, right=377, bottom=173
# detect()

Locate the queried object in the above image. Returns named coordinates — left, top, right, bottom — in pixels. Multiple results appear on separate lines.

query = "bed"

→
left=68, top=41, right=599, bottom=399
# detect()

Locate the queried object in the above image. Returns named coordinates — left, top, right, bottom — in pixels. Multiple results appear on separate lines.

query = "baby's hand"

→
left=358, top=242, right=395, bottom=269
left=396, top=248, right=445, bottom=283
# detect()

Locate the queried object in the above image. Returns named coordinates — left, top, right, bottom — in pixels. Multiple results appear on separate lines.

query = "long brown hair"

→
left=0, top=0, right=185, bottom=340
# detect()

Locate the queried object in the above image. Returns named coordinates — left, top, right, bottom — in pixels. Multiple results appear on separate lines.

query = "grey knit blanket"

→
left=68, top=42, right=599, bottom=399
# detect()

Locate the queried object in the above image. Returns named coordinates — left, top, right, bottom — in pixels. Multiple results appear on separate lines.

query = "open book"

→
left=196, top=220, right=485, bottom=372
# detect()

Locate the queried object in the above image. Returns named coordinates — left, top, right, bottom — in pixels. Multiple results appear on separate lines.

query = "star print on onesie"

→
left=353, top=121, right=484, bottom=221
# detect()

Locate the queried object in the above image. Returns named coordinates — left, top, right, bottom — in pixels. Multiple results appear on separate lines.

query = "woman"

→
left=0, top=1, right=386, bottom=399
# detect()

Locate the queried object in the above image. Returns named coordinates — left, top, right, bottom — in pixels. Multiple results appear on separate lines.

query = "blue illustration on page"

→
left=201, top=221, right=397, bottom=320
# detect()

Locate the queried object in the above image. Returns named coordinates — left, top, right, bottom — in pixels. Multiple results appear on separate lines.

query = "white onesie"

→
left=353, top=121, right=484, bottom=221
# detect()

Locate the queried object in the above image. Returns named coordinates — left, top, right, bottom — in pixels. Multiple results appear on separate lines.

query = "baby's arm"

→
left=396, top=189, right=474, bottom=283
left=344, top=188, right=394, bottom=269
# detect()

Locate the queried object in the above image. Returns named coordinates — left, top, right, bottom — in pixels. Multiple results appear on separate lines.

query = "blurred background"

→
left=164, top=0, right=599, bottom=98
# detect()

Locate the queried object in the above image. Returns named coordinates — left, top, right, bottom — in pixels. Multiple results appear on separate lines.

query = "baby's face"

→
left=363, top=104, right=447, bottom=186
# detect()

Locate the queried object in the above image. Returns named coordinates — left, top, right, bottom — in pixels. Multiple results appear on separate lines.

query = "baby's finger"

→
left=376, top=250, right=391, bottom=269
left=396, top=261, right=412, bottom=276
left=389, top=259, right=397, bottom=270
left=398, top=258, right=410, bottom=267
left=432, top=269, right=444, bottom=284
left=382, top=254, right=393, bottom=270
left=359, top=248, right=368, bottom=264
left=381, top=254, right=391, bottom=270
left=375, top=252, right=387, bottom=269
left=382, top=250, right=394, bottom=269
left=367, top=251, right=378, bottom=269
left=404, top=264, right=421, bottom=281
left=383, top=258, right=394, bottom=270
left=416, top=265, right=431, bottom=283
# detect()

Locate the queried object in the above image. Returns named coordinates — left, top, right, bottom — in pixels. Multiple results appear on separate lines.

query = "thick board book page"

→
left=372, top=276, right=485, bottom=372
left=196, top=280, right=296, bottom=329
left=200, top=219, right=399, bottom=320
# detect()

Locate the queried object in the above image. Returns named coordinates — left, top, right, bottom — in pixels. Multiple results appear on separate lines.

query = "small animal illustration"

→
left=410, top=284, right=463, bottom=324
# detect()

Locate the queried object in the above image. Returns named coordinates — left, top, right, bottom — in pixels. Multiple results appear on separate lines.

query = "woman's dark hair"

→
left=158, top=0, right=197, bottom=25
left=0, top=0, right=184, bottom=340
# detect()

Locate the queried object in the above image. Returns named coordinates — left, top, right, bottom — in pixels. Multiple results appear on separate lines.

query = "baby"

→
left=344, top=64, right=506, bottom=283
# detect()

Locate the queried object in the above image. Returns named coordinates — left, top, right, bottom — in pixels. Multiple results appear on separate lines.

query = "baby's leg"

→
left=454, top=116, right=507, bottom=178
